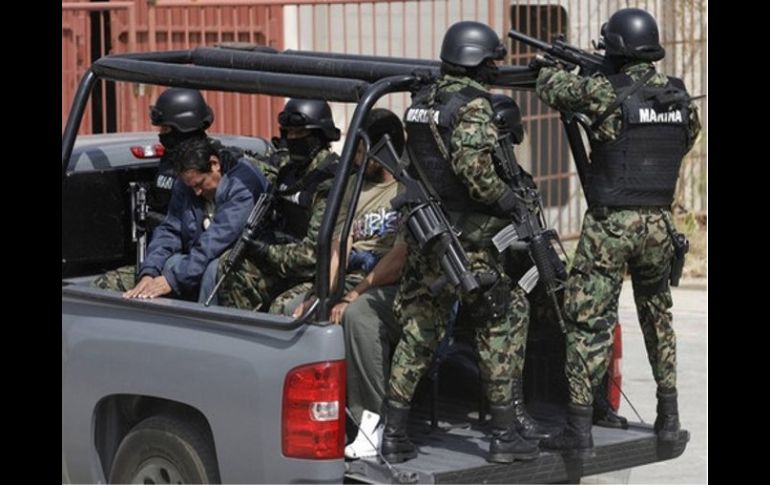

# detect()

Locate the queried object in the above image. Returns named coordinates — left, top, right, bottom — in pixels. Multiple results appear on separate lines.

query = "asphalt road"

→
left=585, top=278, right=707, bottom=484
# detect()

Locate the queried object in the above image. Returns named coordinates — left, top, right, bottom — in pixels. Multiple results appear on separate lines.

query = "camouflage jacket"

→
left=432, top=74, right=510, bottom=205
left=263, top=148, right=337, bottom=279
left=536, top=62, right=701, bottom=148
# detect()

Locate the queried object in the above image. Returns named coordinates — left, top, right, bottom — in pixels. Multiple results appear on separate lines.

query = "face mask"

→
left=474, top=63, right=500, bottom=84
left=286, top=134, right=323, bottom=163
left=158, top=129, right=205, bottom=150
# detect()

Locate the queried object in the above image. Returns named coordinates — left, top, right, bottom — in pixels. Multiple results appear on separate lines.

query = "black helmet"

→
left=362, top=108, right=405, bottom=157
left=150, top=88, right=214, bottom=133
left=601, top=8, right=665, bottom=62
left=440, top=21, right=506, bottom=68
left=491, top=95, right=524, bottom=145
left=278, top=98, right=341, bottom=141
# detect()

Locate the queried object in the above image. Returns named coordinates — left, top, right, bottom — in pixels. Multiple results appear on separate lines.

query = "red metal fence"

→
left=62, top=0, right=707, bottom=236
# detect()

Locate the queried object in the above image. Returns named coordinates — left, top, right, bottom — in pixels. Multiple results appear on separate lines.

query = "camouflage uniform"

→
left=388, top=74, right=527, bottom=407
left=217, top=148, right=336, bottom=311
left=93, top=265, right=137, bottom=292
left=536, top=62, right=701, bottom=405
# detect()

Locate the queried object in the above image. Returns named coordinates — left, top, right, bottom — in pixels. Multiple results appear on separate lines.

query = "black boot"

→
left=512, top=377, right=551, bottom=439
left=487, top=403, right=539, bottom=463
left=655, top=387, right=687, bottom=443
left=592, top=383, right=628, bottom=429
left=380, top=399, right=418, bottom=463
left=541, top=403, right=595, bottom=458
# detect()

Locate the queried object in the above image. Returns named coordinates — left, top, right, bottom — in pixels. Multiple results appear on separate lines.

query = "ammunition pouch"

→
left=465, top=272, right=511, bottom=321
left=493, top=187, right=518, bottom=217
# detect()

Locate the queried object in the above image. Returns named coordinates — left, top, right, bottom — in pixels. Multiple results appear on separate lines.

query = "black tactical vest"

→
left=273, top=152, right=339, bottom=239
left=147, top=155, right=175, bottom=215
left=403, top=84, right=495, bottom=214
left=588, top=73, right=691, bottom=208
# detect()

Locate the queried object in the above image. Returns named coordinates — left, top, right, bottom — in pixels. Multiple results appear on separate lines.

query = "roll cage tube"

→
left=61, top=50, right=370, bottom=180
left=315, top=74, right=421, bottom=319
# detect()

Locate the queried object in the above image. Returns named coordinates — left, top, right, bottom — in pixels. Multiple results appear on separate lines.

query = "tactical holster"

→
left=664, top=218, right=689, bottom=286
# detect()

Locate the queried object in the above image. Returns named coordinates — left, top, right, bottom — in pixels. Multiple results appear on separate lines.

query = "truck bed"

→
left=345, top=398, right=688, bottom=484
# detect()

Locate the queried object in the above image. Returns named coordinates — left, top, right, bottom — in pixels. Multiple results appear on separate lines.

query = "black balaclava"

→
left=286, top=133, right=325, bottom=164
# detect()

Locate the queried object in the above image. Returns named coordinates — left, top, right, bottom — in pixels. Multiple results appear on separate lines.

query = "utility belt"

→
left=588, top=205, right=669, bottom=221
left=589, top=206, right=689, bottom=287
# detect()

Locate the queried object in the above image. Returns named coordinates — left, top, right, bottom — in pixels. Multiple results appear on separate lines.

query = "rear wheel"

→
left=109, top=414, right=219, bottom=484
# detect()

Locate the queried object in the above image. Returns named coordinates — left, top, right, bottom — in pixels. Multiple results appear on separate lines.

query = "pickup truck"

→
left=62, top=45, right=689, bottom=484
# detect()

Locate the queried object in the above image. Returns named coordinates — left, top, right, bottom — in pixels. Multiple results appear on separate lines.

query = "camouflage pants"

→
left=92, top=265, right=137, bottom=292
left=387, top=244, right=526, bottom=407
left=345, top=285, right=402, bottom=423
left=507, top=285, right=531, bottom=377
left=564, top=208, right=676, bottom=405
left=216, top=251, right=310, bottom=311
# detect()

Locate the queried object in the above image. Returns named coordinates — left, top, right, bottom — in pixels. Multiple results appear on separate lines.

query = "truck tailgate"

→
left=346, top=400, right=688, bottom=484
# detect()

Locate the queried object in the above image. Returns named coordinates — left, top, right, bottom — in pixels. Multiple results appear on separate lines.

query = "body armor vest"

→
left=403, top=85, right=495, bottom=215
left=273, top=152, right=339, bottom=239
left=147, top=156, right=175, bottom=215
left=588, top=73, right=691, bottom=208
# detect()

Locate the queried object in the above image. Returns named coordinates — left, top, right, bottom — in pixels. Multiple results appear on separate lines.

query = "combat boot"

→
left=655, top=387, right=688, bottom=443
left=511, top=377, right=551, bottom=440
left=380, top=399, right=418, bottom=463
left=593, top=387, right=628, bottom=429
left=541, top=403, right=595, bottom=458
left=487, top=403, right=539, bottom=463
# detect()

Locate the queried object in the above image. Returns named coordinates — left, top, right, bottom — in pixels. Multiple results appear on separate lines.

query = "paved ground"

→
left=585, top=278, right=707, bottom=484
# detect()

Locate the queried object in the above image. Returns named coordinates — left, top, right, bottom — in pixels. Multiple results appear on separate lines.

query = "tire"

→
left=109, top=414, right=220, bottom=484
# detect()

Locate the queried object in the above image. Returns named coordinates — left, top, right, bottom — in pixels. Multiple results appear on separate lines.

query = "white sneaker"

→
left=345, top=410, right=383, bottom=459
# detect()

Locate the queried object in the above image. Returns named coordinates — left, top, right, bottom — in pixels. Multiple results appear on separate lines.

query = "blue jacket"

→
left=139, top=158, right=269, bottom=295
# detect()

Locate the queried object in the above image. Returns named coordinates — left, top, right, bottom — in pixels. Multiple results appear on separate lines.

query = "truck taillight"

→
left=130, top=144, right=165, bottom=159
left=282, top=360, right=346, bottom=459
left=607, top=324, right=623, bottom=411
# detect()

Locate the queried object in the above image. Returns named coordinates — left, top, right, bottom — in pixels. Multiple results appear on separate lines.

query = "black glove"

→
left=246, top=238, right=270, bottom=260
left=528, top=54, right=575, bottom=72
left=271, top=136, right=288, bottom=151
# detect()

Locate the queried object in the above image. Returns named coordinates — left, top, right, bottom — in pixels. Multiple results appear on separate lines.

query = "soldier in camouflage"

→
left=381, top=21, right=539, bottom=465
left=216, top=98, right=341, bottom=311
left=533, top=8, right=702, bottom=455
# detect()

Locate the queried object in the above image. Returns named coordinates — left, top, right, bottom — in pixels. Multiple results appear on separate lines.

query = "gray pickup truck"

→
left=62, top=46, right=689, bottom=484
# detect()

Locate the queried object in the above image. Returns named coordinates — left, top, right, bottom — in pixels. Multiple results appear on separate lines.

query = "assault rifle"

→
left=129, top=182, right=148, bottom=270
left=204, top=191, right=274, bottom=306
left=492, top=137, right=568, bottom=332
left=508, top=29, right=612, bottom=77
left=369, top=134, right=480, bottom=295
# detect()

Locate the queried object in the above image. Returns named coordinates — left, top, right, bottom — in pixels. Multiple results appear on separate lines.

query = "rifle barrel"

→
left=508, top=29, right=551, bottom=51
